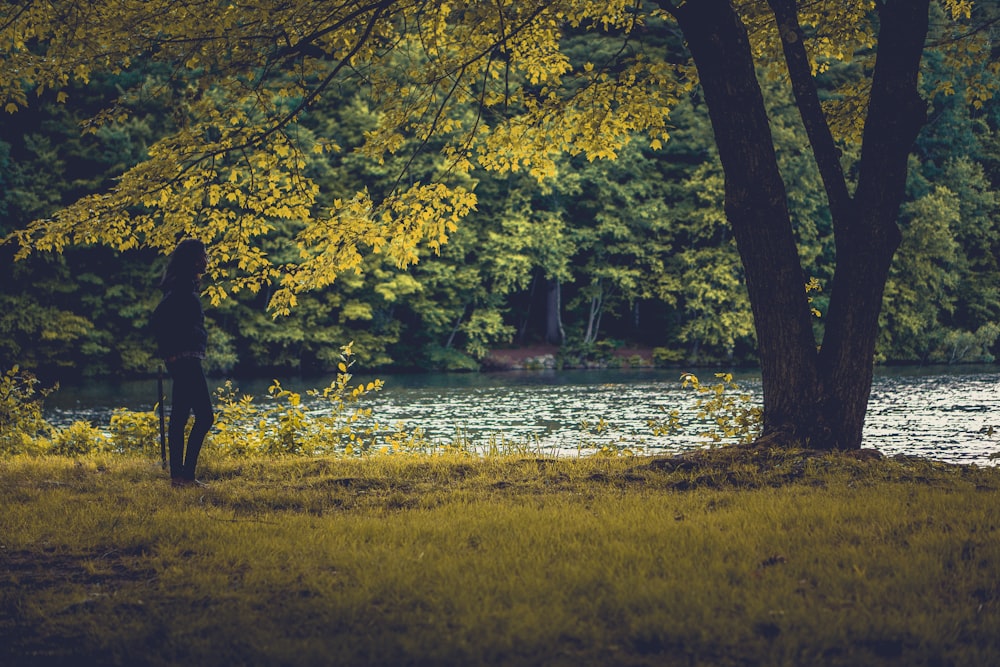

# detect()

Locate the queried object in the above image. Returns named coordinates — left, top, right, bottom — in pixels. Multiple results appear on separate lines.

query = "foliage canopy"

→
left=2, top=0, right=997, bottom=449
left=2, top=0, right=989, bottom=317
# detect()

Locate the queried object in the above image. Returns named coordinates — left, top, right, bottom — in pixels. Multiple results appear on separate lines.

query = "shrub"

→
left=208, top=342, right=426, bottom=458
left=425, top=345, right=480, bottom=372
left=107, top=408, right=161, bottom=456
left=50, top=420, right=107, bottom=456
left=0, top=366, right=55, bottom=455
left=682, top=372, right=762, bottom=444
left=651, top=347, right=685, bottom=367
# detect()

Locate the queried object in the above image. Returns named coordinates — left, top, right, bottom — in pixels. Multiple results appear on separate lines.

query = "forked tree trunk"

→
left=668, top=0, right=930, bottom=449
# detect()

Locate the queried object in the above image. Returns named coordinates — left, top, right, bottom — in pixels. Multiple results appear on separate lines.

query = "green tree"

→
left=1, top=0, right=993, bottom=448
left=658, top=0, right=993, bottom=448
left=560, top=143, right=674, bottom=347
left=0, top=73, right=175, bottom=378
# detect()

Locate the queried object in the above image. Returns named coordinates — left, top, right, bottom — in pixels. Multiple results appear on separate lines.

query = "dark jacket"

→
left=152, top=281, right=207, bottom=360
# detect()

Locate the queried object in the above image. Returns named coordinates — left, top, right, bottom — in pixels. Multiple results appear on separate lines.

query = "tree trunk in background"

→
left=669, top=0, right=930, bottom=449
left=545, top=277, right=564, bottom=345
left=515, top=273, right=539, bottom=345
left=583, top=281, right=604, bottom=345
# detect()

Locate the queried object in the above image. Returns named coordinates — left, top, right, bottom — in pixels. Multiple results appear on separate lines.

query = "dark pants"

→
left=166, top=357, right=214, bottom=479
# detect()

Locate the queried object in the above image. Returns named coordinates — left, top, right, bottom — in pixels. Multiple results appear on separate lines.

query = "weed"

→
left=578, top=417, right=644, bottom=457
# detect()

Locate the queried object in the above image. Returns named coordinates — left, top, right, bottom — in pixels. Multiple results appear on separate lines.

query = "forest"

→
left=1, top=5, right=998, bottom=382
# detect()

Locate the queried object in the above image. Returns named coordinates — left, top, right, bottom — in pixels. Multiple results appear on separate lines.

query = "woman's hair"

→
left=160, top=238, right=208, bottom=291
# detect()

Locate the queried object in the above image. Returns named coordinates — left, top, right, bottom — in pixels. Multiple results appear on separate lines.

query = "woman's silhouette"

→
left=154, top=238, right=214, bottom=487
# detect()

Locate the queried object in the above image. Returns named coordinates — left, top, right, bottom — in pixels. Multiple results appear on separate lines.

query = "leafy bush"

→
left=209, top=342, right=427, bottom=458
left=578, top=416, right=644, bottom=457
left=682, top=372, right=762, bottom=444
left=107, top=408, right=161, bottom=456
left=652, top=347, right=685, bottom=367
left=425, top=345, right=480, bottom=372
left=558, top=339, right=620, bottom=368
left=0, top=366, right=54, bottom=455
left=50, top=420, right=106, bottom=456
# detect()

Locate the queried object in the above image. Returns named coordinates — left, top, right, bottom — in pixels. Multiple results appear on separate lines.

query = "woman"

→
left=153, top=238, right=214, bottom=487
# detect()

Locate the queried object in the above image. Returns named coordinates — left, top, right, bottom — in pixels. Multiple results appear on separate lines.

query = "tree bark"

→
left=583, top=280, right=604, bottom=345
left=671, top=0, right=824, bottom=445
left=667, top=0, right=930, bottom=449
left=516, top=273, right=537, bottom=345
left=816, top=0, right=930, bottom=449
left=545, top=277, right=564, bottom=345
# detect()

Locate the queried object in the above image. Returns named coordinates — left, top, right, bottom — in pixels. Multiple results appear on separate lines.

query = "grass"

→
left=1, top=447, right=999, bottom=666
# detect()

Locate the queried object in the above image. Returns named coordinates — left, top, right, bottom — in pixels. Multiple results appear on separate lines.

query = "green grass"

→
left=2, top=448, right=998, bottom=666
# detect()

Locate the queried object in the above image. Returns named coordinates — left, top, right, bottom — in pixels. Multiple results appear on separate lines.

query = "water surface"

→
left=44, top=366, right=999, bottom=465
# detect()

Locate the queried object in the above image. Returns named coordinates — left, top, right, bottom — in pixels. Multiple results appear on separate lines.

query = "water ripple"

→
left=43, top=367, right=1000, bottom=465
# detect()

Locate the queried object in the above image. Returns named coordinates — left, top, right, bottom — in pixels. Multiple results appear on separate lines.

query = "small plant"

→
left=481, top=432, right=545, bottom=457
left=210, top=380, right=265, bottom=457
left=261, top=381, right=311, bottom=456
left=107, top=408, right=160, bottom=455
left=646, top=406, right=682, bottom=437
left=50, top=420, right=107, bottom=456
left=207, top=342, right=428, bottom=458
left=578, top=417, right=643, bottom=457
left=647, top=372, right=763, bottom=445
left=0, top=366, right=55, bottom=455
left=303, top=341, right=388, bottom=455
left=682, top=372, right=762, bottom=445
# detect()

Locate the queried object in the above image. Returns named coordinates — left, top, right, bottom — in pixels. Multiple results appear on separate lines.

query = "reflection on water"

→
left=43, top=366, right=1000, bottom=465
left=865, top=369, right=999, bottom=465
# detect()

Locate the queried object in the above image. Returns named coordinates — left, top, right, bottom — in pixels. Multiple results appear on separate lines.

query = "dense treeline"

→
left=1, top=27, right=998, bottom=381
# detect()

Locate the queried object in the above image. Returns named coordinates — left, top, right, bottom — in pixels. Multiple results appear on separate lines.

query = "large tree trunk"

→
left=669, top=0, right=930, bottom=450
left=815, top=0, right=930, bottom=449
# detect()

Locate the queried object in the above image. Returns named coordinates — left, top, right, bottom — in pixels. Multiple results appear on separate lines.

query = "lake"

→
left=43, top=365, right=1000, bottom=465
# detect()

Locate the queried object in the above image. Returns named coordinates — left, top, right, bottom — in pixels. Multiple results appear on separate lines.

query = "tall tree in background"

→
left=0, top=1, right=993, bottom=449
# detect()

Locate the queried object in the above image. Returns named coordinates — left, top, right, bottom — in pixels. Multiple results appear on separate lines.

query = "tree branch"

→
left=853, top=0, right=931, bottom=238
left=766, top=0, right=853, bottom=224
